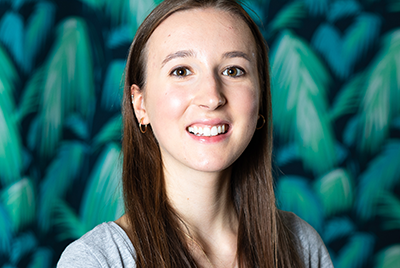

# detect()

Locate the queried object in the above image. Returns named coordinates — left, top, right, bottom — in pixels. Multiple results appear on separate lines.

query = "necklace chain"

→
left=183, top=232, right=237, bottom=268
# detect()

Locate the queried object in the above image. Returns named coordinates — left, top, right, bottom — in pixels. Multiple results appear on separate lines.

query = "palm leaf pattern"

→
left=0, top=0, right=399, bottom=267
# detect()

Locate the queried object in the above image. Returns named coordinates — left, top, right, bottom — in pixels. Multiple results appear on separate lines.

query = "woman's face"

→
left=133, top=8, right=260, bottom=175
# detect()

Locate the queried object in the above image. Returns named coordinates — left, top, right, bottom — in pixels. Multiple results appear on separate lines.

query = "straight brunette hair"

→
left=122, top=0, right=303, bottom=267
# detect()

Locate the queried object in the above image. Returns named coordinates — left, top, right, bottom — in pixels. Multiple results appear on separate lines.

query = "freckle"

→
left=187, top=198, right=189, bottom=201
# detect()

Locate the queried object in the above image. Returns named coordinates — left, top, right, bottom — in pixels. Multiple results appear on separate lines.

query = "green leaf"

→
left=330, top=73, right=364, bottom=121
left=276, top=176, right=323, bottom=232
left=323, top=217, right=356, bottom=244
left=270, top=30, right=336, bottom=175
left=0, top=203, right=12, bottom=254
left=64, top=114, right=89, bottom=140
left=10, top=232, right=37, bottom=264
left=377, top=191, right=400, bottom=230
left=356, top=140, right=400, bottom=220
left=375, top=245, right=400, bottom=268
left=78, top=0, right=105, bottom=9
left=302, top=0, right=329, bottom=15
left=25, top=1, right=55, bottom=72
left=14, top=66, right=44, bottom=123
left=313, top=168, right=354, bottom=217
left=102, top=60, right=125, bottom=111
left=104, top=0, right=158, bottom=31
left=0, top=43, right=18, bottom=94
left=0, top=178, right=35, bottom=232
left=0, top=11, right=24, bottom=70
left=92, top=115, right=122, bottom=151
left=356, top=29, right=400, bottom=154
left=27, top=248, right=52, bottom=268
left=81, top=143, right=124, bottom=231
left=388, top=0, right=400, bottom=12
left=53, top=198, right=86, bottom=241
left=39, top=141, right=87, bottom=232
left=335, top=233, right=374, bottom=268
left=35, top=17, right=95, bottom=158
left=267, top=1, right=306, bottom=37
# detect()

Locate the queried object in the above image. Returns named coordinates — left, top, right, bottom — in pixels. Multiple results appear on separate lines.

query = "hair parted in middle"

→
left=121, top=0, right=303, bottom=267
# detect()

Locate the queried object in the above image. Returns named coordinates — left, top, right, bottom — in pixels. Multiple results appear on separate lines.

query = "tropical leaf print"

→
left=270, top=30, right=336, bottom=176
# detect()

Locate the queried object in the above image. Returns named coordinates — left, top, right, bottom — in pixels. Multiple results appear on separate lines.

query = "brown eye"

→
left=172, top=67, right=192, bottom=77
left=222, top=67, right=245, bottom=77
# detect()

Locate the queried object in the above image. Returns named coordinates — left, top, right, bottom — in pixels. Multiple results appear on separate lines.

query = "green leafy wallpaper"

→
left=0, top=0, right=399, bottom=267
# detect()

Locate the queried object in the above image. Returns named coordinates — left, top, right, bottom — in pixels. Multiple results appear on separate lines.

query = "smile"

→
left=187, top=124, right=228, bottom=136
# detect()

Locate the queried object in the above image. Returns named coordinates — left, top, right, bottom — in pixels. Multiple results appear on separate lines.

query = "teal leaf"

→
left=53, top=198, right=86, bottom=241
left=302, top=0, right=328, bottom=15
left=15, top=66, right=44, bottom=123
left=81, top=143, right=124, bottom=231
left=343, top=115, right=359, bottom=147
left=10, top=232, right=37, bottom=265
left=0, top=203, right=12, bottom=254
left=102, top=60, right=125, bottom=111
left=267, top=1, right=306, bottom=37
left=375, top=245, right=400, bottom=268
left=312, top=13, right=381, bottom=79
left=276, top=176, right=323, bottom=232
left=327, top=0, right=361, bottom=23
left=104, top=0, right=157, bottom=30
left=0, top=178, right=35, bottom=232
left=270, top=30, right=336, bottom=175
left=0, top=43, right=18, bottom=93
left=335, top=233, right=374, bottom=268
left=323, top=217, right=356, bottom=244
left=313, top=168, right=354, bottom=217
left=0, top=12, right=24, bottom=70
left=39, top=141, right=87, bottom=231
left=10, top=0, right=35, bottom=10
left=27, top=248, right=52, bottom=268
left=330, top=73, right=364, bottom=121
left=356, top=140, right=400, bottom=220
left=0, top=66, right=23, bottom=185
left=92, top=115, right=122, bottom=151
left=64, top=114, right=89, bottom=140
left=388, top=0, right=400, bottom=12
left=274, top=143, right=300, bottom=166
left=35, top=17, right=95, bottom=158
left=107, top=25, right=135, bottom=49
left=392, top=116, right=400, bottom=130
left=25, top=1, right=56, bottom=72
left=377, top=191, right=400, bottom=230
left=78, top=0, right=105, bottom=9
left=356, top=29, right=400, bottom=154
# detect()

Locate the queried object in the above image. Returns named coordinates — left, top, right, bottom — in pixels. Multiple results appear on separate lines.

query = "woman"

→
left=58, top=0, right=333, bottom=267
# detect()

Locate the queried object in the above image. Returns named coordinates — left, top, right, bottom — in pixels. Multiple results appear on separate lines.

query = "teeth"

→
left=187, top=124, right=228, bottom=136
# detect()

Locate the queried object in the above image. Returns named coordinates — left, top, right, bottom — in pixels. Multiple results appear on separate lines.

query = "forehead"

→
left=146, top=8, right=257, bottom=61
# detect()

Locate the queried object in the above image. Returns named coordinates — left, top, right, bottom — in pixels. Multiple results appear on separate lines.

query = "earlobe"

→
left=131, top=84, right=149, bottom=124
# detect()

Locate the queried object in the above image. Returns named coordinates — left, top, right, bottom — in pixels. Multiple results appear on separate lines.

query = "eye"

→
left=222, top=67, right=245, bottom=77
left=171, top=67, right=193, bottom=77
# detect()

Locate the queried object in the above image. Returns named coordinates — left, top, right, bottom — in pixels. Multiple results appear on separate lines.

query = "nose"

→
left=193, top=73, right=226, bottom=110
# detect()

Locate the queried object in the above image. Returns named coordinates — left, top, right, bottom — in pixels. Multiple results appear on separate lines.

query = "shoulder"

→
left=57, top=222, right=136, bottom=268
left=279, top=210, right=334, bottom=268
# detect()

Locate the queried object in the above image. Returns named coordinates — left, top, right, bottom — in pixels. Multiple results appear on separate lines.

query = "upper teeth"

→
left=188, top=125, right=227, bottom=136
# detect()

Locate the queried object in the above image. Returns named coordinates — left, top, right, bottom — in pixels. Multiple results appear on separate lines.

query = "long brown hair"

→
left=122, top=0, right=303, bottom=267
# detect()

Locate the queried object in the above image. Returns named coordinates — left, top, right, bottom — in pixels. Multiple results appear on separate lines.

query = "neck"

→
left=164, top=166, right=238, bottom=264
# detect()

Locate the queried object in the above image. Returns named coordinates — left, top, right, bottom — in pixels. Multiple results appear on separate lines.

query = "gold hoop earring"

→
left=256, top=114, right=265, bottom=130
left=139, top=117, right=148, bottom=133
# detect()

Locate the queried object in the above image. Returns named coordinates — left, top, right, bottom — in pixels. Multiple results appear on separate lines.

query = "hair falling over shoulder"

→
left=122, top=0, right=304, bottom=267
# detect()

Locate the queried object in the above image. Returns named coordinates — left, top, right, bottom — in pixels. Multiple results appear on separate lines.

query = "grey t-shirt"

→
left=57, top=211, right=333, bottom=267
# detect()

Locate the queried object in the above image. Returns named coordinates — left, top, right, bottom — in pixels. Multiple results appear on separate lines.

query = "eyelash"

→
left=170, top=66, right=193, bottom=78
left=170, top=66, right=246, bottom=78
left=222, top=66, right=245, bottom=77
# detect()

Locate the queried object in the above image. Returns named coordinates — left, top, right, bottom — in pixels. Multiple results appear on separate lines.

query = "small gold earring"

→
left=256, top=114, right=265, bottom=130
left=139, top=117, right=148, bottom=133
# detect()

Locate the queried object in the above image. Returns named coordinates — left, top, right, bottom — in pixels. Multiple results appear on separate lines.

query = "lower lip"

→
left=186, top=130, right=230, bottom=143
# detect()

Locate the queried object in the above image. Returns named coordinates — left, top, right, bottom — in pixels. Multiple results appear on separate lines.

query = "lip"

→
left=186, top=119, right=231, bottom=143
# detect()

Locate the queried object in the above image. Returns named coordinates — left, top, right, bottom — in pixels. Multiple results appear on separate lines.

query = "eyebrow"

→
left=161, top=50, right=196, bottom=67
left=222, top=51, right=251, bottom=62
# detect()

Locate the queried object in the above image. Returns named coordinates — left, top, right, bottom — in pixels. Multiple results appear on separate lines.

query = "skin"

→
left=118, top=8, right=260, bottom=267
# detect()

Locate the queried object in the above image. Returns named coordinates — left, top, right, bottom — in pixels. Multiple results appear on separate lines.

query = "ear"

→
left=131, top=84, right=150, bottom=124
